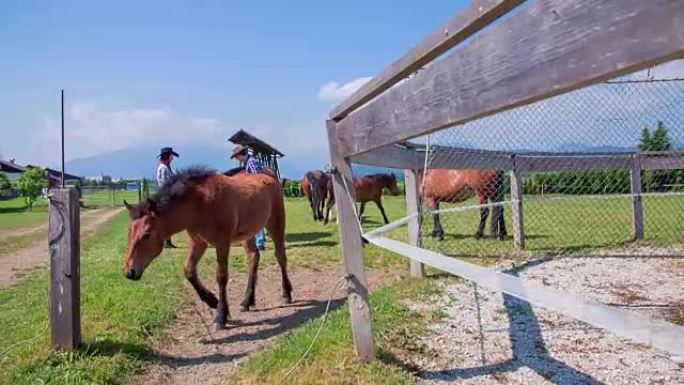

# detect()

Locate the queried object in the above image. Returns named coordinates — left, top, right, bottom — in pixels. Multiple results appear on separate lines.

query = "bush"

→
left=12, top=168, right=48, bottom=211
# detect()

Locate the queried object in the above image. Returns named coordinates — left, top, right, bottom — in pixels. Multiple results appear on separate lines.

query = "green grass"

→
left=411, top=193, right=684, bottom=257
left=0, top=212, right=189, bottom=385
left=81, top=190, right=141, bottom=208
left=0, top=197, right=412, bottom=385
left=0, top=197, right=48, bottom=230
left=227, top=276, right=444, bottom=385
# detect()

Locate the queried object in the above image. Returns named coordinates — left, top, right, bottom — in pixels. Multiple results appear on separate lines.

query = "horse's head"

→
left=385, top=173, right=400, bottom=195
left=123, top=200, right=165, bottom=281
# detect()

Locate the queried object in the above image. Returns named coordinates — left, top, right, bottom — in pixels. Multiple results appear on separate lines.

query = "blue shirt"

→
left=244, top=155, right=263, bottom=174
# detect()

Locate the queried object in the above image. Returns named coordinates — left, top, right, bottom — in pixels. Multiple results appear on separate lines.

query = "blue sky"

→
left=0, top=0, right=470, bottom=167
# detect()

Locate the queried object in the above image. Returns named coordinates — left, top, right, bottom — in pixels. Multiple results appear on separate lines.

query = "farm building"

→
left=229, top=129, right=284, bottom=178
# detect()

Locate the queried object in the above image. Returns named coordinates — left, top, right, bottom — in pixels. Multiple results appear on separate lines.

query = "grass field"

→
left=81, top=189, right=141, bottom=208
left=1, top=193, right=682, bottom=384
left=0, top=197, right=412, bottom=385
left=0, top=197, right=48, bottom=230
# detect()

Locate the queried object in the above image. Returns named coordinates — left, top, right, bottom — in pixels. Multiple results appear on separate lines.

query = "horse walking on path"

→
left=123, top=166, right=292, bottom=329
left=301, top=170, right=330, bottom=221
left=324, top=173, right=400, bottom=225
left=420, top=169, right=507, bottom=241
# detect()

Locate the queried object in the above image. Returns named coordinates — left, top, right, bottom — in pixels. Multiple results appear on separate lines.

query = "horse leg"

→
left=497, top=206, right=507, bottom=240
left=324, top=196, right=335, bottom=225
left=375, top=199, right=390, bottom=224
left=308, top=195, right=317, bottom=221
left=475, top=194, right=488, bottom=240
left=358, top=202, right=366, bottom=224
left=214, top=243, right=231, bottom=329
left=183, top=238, right=217, bottom=309
left=239, top=238, right=260, bottom=311
left=267, top=200, right=293, bottom=304
left=426, top=199, right=444, bottom=240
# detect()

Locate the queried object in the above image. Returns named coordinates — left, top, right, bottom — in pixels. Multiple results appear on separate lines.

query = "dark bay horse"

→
left=421, top=169, right=506, bottom=241
left=301, top=170, right=330, bottom=221
left=123, top=166, right=292, bottom=329
left=324, top=173, right=400, bottom=225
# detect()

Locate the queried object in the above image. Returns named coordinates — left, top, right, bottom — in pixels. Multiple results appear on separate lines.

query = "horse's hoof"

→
left=215, top=322, right=227, bottom=330
left=240, top=305, right=250, bottom=312
left=474, top=233, right=483, bottom=240
left=282, top=295, right=293, bottom=304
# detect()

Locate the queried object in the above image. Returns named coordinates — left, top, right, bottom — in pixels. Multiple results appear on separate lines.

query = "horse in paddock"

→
left=421, top=169, right=507, bottom=241
left=301, top=170, right=330, bottom=221
left=324, top=173, right=400, bottom=225
left=122, top=166, right=292, bottom=329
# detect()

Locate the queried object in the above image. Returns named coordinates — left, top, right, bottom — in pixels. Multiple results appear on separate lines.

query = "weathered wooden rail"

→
left=326, top=0, right=684, bottom=360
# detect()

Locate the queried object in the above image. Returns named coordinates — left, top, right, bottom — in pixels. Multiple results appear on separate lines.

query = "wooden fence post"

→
left=404, top=169, right=424, bottom=278
left=327, top=120, right=376, bottom=361
left=630, top=154, right=644, bottom=240
left=49, top=188, right=81, bottom=350
left=510, top=159, right=525, bottom=249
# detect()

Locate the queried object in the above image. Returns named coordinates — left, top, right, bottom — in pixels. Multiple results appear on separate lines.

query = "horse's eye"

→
left=142, top=232, right=151, bottom=240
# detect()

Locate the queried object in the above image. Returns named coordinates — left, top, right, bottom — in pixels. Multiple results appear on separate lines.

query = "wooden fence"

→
left=325, top=0, right=684, bottom=361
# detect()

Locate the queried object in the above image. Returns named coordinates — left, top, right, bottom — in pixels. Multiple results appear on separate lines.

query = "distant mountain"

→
left=62, top=144, right=402, bottom=181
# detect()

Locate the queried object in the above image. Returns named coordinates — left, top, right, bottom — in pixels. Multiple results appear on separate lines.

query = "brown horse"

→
left=324, top=173, right=400, bottom=225
left=301, top=170, right=330, bottom=221
left=421, top=169, right=506, bottom=241
left=122, top=166, right=292, bottom=329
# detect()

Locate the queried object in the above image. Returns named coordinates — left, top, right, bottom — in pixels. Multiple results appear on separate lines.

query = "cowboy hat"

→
left=230, top=144, right=249, bottom=159
left=158, top=147, right=179, bottom=158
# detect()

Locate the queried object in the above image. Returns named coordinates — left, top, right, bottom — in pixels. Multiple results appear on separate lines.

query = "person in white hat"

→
left=156, top=147, right=179, bottom=248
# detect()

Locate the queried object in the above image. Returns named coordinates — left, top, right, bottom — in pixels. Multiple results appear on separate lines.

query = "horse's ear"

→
left=146, top=198, right=158, bottom=214
left=124, top=200, right=142, bottom=220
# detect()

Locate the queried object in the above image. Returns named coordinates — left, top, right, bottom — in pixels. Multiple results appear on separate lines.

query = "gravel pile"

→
left=405, top=249, right=684, bottom=384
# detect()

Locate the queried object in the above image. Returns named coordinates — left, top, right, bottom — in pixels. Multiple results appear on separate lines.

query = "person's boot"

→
left=164, top=239, right=177, bottom=249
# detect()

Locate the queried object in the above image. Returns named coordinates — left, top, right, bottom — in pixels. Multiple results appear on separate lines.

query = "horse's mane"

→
left=364, top=173, right=396, bottom=184
left=144, top=166, right=216, bottom=214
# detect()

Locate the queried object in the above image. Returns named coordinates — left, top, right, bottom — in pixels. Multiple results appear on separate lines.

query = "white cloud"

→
left=317, top=76, right=372, bottom=104
left=37, top=102, right=225, bottom=164
left=631, top=59, right=684, bottom=80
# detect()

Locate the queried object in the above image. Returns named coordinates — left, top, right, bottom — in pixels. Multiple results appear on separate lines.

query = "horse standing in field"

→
left=301, top=170, right=330, bottom=221
left=324, top=173, right=400, bottom=225
left=122, top=166, right=292, bottom=329
left=421, top=169, right=507, bottom=241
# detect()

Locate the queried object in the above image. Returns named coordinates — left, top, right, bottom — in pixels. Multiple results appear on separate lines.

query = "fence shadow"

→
left=419, top=260, right=603, bottom=384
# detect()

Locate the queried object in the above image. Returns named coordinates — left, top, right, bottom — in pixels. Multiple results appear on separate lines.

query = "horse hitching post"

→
left=327, top=120, right=376, bottom=361
left=49, top=187, right=81, bottom=350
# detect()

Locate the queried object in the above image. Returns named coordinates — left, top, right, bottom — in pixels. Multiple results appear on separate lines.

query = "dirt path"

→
left=0, top=207, right=124, bottom=288
left=134, top=265, right=398, bottom=385
left=0, top=207, right=107, bottom=241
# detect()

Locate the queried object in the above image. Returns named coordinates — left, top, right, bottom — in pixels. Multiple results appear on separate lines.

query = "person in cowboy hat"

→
left=230, top=144, right=267, bottom=250
left=156, top=146, right=179, bottom=248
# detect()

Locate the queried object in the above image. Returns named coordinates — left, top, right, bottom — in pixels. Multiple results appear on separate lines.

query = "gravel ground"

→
left=404, top=248, right=684, bottom=385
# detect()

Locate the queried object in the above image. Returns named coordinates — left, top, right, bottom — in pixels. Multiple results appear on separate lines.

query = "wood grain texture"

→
left=335, top=0, right=684, bottom=157
left=330, top=0, right=526, bottom=120
left=350, top=144, right=422, bottom=169
left=49, top=188, right=81, bottom=350
left=326, top=120, right=376, bottom=361
left=404, top=169, right=424, bottom=278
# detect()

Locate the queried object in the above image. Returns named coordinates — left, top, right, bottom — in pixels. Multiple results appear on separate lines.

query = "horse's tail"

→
left=305, top=171, right=322, bottom=219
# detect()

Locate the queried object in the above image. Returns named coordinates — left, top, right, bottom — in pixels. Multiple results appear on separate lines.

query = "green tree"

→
left=12, top=167, right=47, bottom=211
left=0, top=171, right=10, bottom=190
left=638, top=126, right=652, bottom=151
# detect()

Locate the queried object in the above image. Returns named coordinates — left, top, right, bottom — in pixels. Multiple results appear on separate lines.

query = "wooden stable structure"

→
left=229, top=129, right=284, bottom=178
left=326, top=0, right=684, bottom=361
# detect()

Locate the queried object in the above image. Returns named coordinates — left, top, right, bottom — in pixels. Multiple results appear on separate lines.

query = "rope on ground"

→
left=278, top=275, right=348, bottom=385
left=0, top=192, right=59, bottom=365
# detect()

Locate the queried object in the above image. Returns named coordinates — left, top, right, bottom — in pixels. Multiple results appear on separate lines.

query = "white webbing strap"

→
left=364, top=233, right=684, bottom=356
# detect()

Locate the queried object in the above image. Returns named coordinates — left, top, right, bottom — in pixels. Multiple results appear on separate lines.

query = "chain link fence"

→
left=397, top=78, right=684, bottom=257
